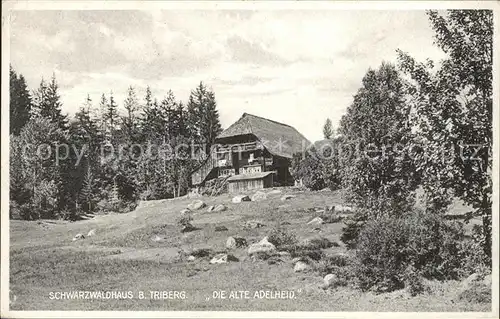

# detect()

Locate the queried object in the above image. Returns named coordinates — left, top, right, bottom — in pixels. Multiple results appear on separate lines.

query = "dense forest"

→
left=9, top=70, right=222, bottom=220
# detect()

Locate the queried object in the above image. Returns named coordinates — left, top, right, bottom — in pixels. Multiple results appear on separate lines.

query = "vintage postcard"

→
left=1, top=1, right=499, bottom=318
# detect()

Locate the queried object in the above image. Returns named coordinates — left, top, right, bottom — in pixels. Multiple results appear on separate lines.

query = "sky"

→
left=9, top=9, right=446, bottom=142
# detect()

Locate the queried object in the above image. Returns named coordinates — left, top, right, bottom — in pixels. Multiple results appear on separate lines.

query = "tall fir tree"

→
left=122, top=86, right=140, bottom=143
left=33, top=73, right=68, bottom=129
left=186, top=82, right=222, bottom=155
left=9, top=66, right=32, bottom=135
left=323, top=118, right=334, bottom=139
left=106, top=92, right=119, bottom=140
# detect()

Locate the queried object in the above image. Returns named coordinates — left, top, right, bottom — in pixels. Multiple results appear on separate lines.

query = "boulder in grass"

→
left=207, top=205, right=215, bottom=212
left=300, top=235, right=334, bottom=250
left=277, top=251, right=291, bottom=258
left=336, top=205, right=354, bottom=213
left=181, top=223, right=197, bottom=233
left=151, top=234, right=165, bottom=242
left=87, top=229, right=96, bottom=237
left=187, top=200, right=206, bottom=210
left=248, top=237, right=276, bottom=255
left=214, top=204, right=227, bottom=212
left=190, top=248, right=212, bottom=258
left=307, top=217, right=325, bottom=225
left=72, top=233, right=85, bottom=241
left=324, top=274, right=338, bottom=287
left=226, top=236, right=248, bottom=249
left=215, top=225, right=228, bottom=232
left=243, top=220, right=266, bottom=229
left=267, top=189, right=282, bottom=195
left=180, top=208, right=191, bottom=216
left=251, top=191, right=267, bottom=202
left=187, top=255, right=196, bottom=262
left=210, top=253, right=239, bottom=264
left=232, top=195, right=251, bottom=203
left=293, top=261, right=310, bottom=272
left=281, top=194, right=296, bottom=201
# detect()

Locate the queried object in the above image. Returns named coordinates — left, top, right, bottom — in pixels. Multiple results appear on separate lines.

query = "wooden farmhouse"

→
left=191, top=113, right=311, bottom=193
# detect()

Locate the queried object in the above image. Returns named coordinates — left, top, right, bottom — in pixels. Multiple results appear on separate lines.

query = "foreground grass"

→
left=9, top=189, right=490, bottom=311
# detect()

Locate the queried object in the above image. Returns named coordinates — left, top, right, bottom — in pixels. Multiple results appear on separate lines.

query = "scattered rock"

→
left=277, top=251, right=291, bottom=258
left=280, top=194, right=296, bottom=201
left=190, top=248, right=212, bottom=258
left=293, top=261, right=310, bottom=272
left=180, top=208, right=191, bottom=216
left=319, top=188, right=330, bottom=192
left=312, top=227, right=322, bottom=232
left=226, top=236, right=248, bottom=249
left=336, top=205, right=354, bottom=212
left=324, top=274, right=338, bottom=287
left=291, top=257, right=307, bottom=264
left=251, top=191, right=267, bottom=201
left=267, top=256, right=283, bottom=265
left=232, top=195, right=251, bottom=203
left=87, top=229, right=96, bottom=237
left=181, top=223, right=197, bottom=233
left=214, top=204, right=227, bottom=212
left=215, top=225, right=228, bottom=232
left=267, top=189, right=282, bottom=195
left=207, top=205, right=215, bottom=212
left=187, top=200, right=206, bottom=210
left=280, top=221, right=291, bottom=226
left=307, top=217, right=325, bottom=225
left=300, top=235, right=333, bottom=249
left=248, top=237, right=276, bottom=255
left=187, top=255, right=196, bottom=262
left=210, top=253, right=239, bottom=264
left=72, top=233, right=85, bottom=241
left=243, top=220, right=266, bottom=229
left=151, top=234, right=165, bottom=242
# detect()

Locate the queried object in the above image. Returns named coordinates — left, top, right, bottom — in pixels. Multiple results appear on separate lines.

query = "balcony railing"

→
left=215, top=141, right=263, bottom=154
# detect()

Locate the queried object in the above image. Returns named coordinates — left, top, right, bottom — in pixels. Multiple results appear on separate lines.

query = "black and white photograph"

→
left=1, top=1, right=498, bottom=317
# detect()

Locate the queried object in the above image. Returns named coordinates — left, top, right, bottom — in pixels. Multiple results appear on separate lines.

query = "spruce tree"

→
left=323, top=118, right=334, bottom=139
left=9, top=66, right=32, bottom=135
left=186, top=82, right=222, bottom=155
left=33, top=73, right=68, bottom=129
left=105, top=92, right=119, bottom=140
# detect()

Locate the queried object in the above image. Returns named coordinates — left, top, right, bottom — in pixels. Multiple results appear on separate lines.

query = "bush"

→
left=458, top=283, right=491, bottom=303
left=459, top=225, right=491, bottom=277
left=95, top=198, right=137, bottom=214
left=353, top=210, right=464, bottom=292
left=403, top=265, right=425, bottom=296
left=300, top=236, right=334, bottom=250
left=177, top=214, right=193, bottom=227
left=316, top=255, right=356, bottom=288
left=340, top=212, right=366, bottom=249
left=267, top=227, right=297, bottom=248
left=457, top=271, right=492, bottom=304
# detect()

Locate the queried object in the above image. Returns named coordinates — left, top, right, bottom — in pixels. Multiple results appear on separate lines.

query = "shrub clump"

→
left=267, top=227, right=297, bottom=248
left=318, top=212, right=342, bottom=224
left=177, top=214, right=193, bottom=227
left=340, top=211, right=366, bottom=249
left=353, top=210, right=465, bottom=292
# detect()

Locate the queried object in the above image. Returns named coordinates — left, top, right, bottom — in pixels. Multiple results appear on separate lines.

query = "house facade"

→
left=191, top=113, right=310, bottom=192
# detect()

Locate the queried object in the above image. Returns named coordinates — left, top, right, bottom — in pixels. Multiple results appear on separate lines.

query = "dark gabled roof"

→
left=216, top=113, right=311, bottom=158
